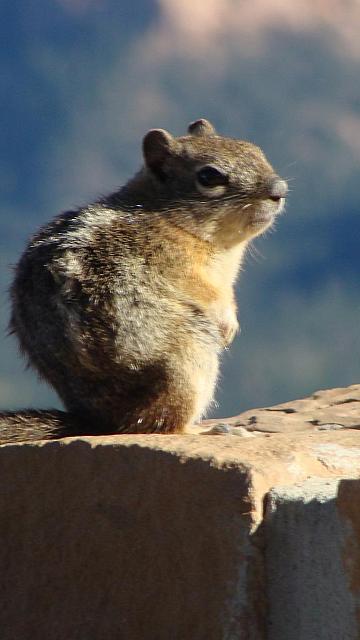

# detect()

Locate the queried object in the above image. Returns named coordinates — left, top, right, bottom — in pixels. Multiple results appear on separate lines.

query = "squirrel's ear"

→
left=143, top=129, right=174, bottom=179
left=188, top=119, right=216, bottom=137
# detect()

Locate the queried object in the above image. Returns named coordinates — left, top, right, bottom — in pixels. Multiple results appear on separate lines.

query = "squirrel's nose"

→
left=268, top=177, right=288, bottom=202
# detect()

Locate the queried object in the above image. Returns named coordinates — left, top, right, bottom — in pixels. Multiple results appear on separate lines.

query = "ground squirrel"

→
left=0, top=119, right=287, bottom=443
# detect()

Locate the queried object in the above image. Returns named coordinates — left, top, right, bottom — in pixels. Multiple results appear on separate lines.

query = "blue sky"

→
left=1, top=0, right=359, bottom=417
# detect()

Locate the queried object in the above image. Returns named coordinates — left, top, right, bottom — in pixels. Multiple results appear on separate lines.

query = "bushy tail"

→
left=0, top=410, right=84, bottom=444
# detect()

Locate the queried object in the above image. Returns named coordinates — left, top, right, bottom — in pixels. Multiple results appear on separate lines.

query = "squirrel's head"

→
left=141, top=119, right=288, bottom=247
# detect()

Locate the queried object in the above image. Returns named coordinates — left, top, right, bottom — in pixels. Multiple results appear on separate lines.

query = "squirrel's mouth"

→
left=243, top=197, right=285, bottom=236
left=211, top=195, right=285, bottom=247
left=249, top=195, right=284, bottom=211
left=246, top=176, right=287, bottom=227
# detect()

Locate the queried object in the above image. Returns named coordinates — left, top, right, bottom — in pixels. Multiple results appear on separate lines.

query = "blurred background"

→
left=1, top=0, right=359, bottom=418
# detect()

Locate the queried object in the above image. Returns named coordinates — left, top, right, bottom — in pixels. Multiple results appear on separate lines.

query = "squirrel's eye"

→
left=196, top=166, right=228, bottom=188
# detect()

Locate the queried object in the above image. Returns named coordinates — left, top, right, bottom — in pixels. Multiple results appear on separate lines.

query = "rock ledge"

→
left=0, top=383, right=359, bottom=639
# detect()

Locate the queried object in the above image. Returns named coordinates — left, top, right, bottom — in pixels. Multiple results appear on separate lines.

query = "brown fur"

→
left=0, top=119, right=287, bottom=443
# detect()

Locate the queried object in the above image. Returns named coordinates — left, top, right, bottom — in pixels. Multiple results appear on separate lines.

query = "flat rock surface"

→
left=202, top=383, right=360, bottom=433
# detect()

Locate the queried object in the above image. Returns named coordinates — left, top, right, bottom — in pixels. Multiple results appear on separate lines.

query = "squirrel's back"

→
left=1, top=119, right=287, bottom=443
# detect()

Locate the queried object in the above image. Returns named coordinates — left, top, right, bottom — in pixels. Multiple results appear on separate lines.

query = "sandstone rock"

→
left=266, top=477, right=360, bottom=640
left=203, top=383, right=360, bottom=433
left=0, top=383, right=359, bottom=639
left=0, top=436, right=263, bottom=640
